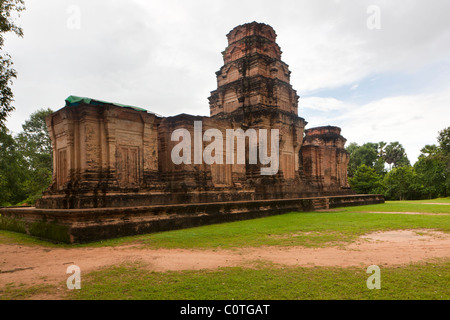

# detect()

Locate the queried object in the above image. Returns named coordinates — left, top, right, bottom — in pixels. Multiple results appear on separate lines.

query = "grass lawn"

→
left=66, top=260, right=449, bottom=300
left=0, top=198, right=449, bottom=300
left=129, top=200, right=450, bottom=249
left=0, top=199, right=449, bottom=250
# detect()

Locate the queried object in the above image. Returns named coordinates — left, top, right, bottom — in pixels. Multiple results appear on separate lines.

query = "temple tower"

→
left=208, top=22, right=306, bottom=185
left=302, top=126, right=350, bottom=192
left=209, top=22, right=299, bottom=116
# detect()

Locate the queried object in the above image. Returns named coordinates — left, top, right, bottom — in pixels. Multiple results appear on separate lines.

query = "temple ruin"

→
left=36, top=22, right=352, bottom=209
left=0, top=22, right=384, bottom=243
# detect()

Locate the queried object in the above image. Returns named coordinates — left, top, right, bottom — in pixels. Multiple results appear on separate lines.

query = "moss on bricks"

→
left=28, top=221, right=71, bottom=243
left=0, top=216, right=27, bottom=234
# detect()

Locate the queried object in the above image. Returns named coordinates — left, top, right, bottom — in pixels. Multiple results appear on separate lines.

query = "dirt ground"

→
left=1, top=210, right=449, bottom=299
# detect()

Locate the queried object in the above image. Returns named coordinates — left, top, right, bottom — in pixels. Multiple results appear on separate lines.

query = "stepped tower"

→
left=208, top=22, right=306, bottom=184
left=209, top=22, right=299, bottom=116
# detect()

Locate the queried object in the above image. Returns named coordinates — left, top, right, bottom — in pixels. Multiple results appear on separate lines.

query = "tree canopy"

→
left=0, top=108, right=53, bottom=206
left=384, top=141, right=410, bottom=169
left=346, top=141, right=386, bottom=177
left=349, top=164, right=383, bottom=195
left=347, top=127, right=449, bottom=200
left=0, top=125, right=26, bottom=205
left=0, top=0, right=25, bottom=127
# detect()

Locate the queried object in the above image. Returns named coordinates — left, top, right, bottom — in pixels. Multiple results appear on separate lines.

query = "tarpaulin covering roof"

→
left=65, top=95, right=148, bottom=112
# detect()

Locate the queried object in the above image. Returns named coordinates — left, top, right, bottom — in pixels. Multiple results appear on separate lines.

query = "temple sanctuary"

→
left=0, top=22, right=383, bottom=243
left=36, top=22, right=352, bottom=210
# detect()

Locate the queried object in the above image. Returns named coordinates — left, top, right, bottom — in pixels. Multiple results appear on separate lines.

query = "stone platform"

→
left=0, top=194, right=384, bottom=243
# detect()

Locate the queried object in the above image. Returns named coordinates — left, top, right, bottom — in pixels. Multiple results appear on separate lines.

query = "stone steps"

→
left=311, top=198, right=330, bottom=210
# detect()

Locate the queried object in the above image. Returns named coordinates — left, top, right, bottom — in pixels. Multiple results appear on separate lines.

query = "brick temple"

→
left=0, top=22, right=384, bottom=243
left=36, top=22, right=352, bottom=210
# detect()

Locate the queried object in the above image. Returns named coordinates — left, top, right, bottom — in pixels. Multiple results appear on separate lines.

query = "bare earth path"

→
left=1, top=228, right=449, bottom=299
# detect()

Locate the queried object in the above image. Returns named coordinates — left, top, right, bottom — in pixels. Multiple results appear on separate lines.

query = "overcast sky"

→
left=3, top=0, right=450, bottom=163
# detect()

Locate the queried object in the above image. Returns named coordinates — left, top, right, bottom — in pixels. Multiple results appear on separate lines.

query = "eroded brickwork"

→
left=209, top=22, right=298, bottom=116
left=36, top=22, right=353, bottom=209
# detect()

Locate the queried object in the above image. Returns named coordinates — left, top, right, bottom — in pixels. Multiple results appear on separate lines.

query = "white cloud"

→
left=279, top=0, right=450, bottom=93
left=2, top=0, right=449, bottom=164
left=300, top=97, right=352, bottom=112
left=304, top=86, right=450, bottom=163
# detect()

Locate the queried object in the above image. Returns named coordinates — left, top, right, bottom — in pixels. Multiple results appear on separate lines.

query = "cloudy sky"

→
left=4, top=0, right=450, bottom=163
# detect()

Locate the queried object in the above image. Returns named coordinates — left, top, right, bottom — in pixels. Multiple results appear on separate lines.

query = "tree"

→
left=0, top=108, right=53, bottom=206
left=413, top=154, right=446, bottom=199
left=412, top=127, right=450, bottom=199
left=349, top=164, right=383, bottom=195
left=419, top=144, right=439, bottom=158
left=16, top=108, right=53, bottom=204
left=0, top=126, right=26, bottom=205
left=383, top=166, right=416, bottom=200
left=437, top=127, right=450, bottom=156
left=377, top=141, right=387, bottom=159
left=384, top=141, right=410, bottom=169
left=346, top=142, right=361, bottom=177
left=346, top=142, right=385, bottom=177
left=347, top=128, right=448, bottom=200
left=16, top=108, right=52, bottom=161
left=0, top=0, right=25, bottom=127
left=438, top=127, right=450, bottom=195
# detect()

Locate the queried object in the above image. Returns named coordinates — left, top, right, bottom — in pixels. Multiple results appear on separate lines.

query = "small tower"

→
left=208, top=22, right=299, bottom=117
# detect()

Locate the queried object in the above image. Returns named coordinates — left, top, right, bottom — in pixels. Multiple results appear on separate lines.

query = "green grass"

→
left=1, top=199, right=449, bottom=300
left=99, top=199, right=450, bottom=249
left=0, top=282, right=56, bottom=300
left=416, top=197, right=450, bottom=204
left=343, top=198, right=450, bottom=214
left=66, top=260, right=449, bottom=300
left=133, top=211, right=449, bottom=249
left=1, top=199, right=449, bottom=249
left=0, top=230, right=75, bottom=248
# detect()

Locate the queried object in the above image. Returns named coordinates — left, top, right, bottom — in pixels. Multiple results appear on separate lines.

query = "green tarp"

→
left=65, top=95, right=148, bottom=112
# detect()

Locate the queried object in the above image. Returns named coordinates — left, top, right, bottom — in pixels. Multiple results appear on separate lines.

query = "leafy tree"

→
left=0, top=108, right=53, bottom=206
left=413, top=127, right=450, bottom=198
left=413, top=154, right=446, bottom=199
left=438, top=127, right=450, bottom=195
left=383, top=166, right=416, bottom=200
left=16, top=108, right=52, bottom=163
left=0, top=0, right=25, bottom=127
left=347, top=142, right=385, bottom=177
left=419, top=144, right=439, bottom=158
left=346, top=142, right=360, bottom=177
left=349, top=164, right=383, bottom=195
left=437, top=127, right=450, bottom=156
left=384, top=141, right=410, bottom=169
left=0, top=126, right=26, bottom=205
left=347, top=129, right=448, bottom=200
left=377, top=141, right=387, bottom=159
left=346, top=142, right=359, bottom=154
left=16, top=108, right=53, bottom=204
